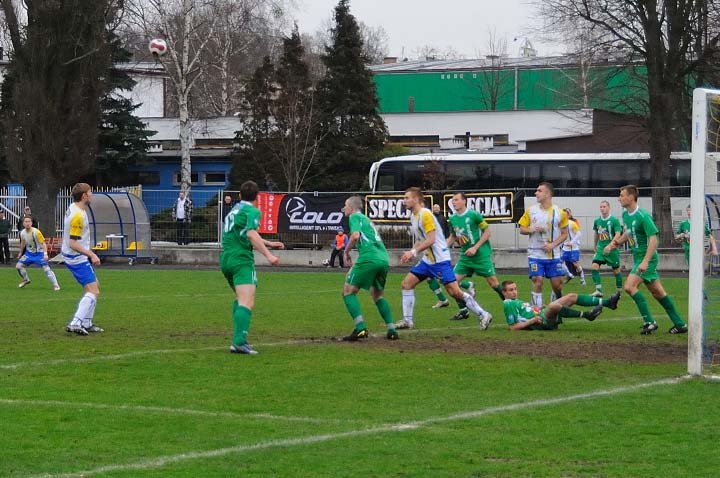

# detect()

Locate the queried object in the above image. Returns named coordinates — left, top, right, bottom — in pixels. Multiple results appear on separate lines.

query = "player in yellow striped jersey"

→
left=395, top=187, right=492, bottom=330
left=15, top=216, right=60, bottom=291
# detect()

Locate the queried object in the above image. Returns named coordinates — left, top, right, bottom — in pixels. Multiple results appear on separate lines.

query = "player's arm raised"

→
left=247, top=230, right=280, bottom=266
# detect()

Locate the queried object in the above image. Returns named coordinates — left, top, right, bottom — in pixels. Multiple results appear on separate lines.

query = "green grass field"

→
left=1, top=266, right=718, bottom=477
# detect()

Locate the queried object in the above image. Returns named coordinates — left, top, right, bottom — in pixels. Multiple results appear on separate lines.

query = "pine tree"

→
left=315, top=0, right=386, bottom=190
left=95, top=31, right=156, bottom=186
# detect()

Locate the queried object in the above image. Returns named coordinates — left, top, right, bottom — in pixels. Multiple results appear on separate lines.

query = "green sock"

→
left=631, top=291, right=654, bottom=324
left=659, top=295, right=685, bottom=327
left=493, top=285, right=505, bottom=301
left=232, top=302, right=252, bottom=346
left=614, top=273, right=624, bottom=289
left=343, top=294, right=365, bottom=329
left=460, top=279, right=473, bottom=289
left=375, top=297, right=395, bottom=326
left=591, top=270, right=601, bottom=288
left=428, top=278, right=447, bottom=302
left=576, top=295, right=599, bottom=307
left=559, top=306, right=582, bottom=318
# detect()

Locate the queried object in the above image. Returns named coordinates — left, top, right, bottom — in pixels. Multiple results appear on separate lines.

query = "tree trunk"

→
left=179, top=89, right=192, bottom=194
left=26, top=171, right=61, bottom=237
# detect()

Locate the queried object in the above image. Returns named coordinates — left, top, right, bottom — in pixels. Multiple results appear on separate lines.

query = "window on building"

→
left=173, top=172, right=199, bottom=185
left=203, top=172, right=227, bottom=185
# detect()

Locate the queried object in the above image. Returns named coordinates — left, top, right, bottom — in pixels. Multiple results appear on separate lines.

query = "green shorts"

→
left=346, top=260, right=388, bottom=291
left=629, top=254, right=659, bottom=282
left=454, top=255, right=496, bottom=277
left=592, top=249, right=621, bottom=269
left=221, top=261, right=258, bottom=288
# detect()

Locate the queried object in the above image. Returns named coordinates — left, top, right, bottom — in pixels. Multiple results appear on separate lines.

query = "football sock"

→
left=531, top=292, right=543, bottom=307
left=461, top=292, right=487, bottom=317
left=460, top=279, right=473, bottom=290
left=631, top=291, right=654, bottom=324
left=559, top=306, right=582, bottom=318
left=614, top=272, right=624, bottom=289
left=578, top=267, right=585, bottom=281
left=232, top=302, right=252, bottom=346
left=493, top=285, right=505, bottom=301
left=402, top=289, right=415, bottom=323
left=73, top=292, right=97, bottom=328
left=455, top=298, right=467, bottom=309
left=659, top=295, right=685, bottom=326
left=576, top=295, right=599, bottom=307
left=343, top=294, right=364, bottom=325
left=43, top=266, right=59, bottom=287
left=17, top=267, right=29, bottom=281
left=592, top=270, right=601, bottom=288
left=428, top=278, right=447, bottom=302
left=375, top=297, right=394, bottom=326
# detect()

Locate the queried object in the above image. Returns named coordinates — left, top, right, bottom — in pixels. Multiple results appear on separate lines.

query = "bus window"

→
left=493, top=162, right=540, bottom=189
left=590, top=161, right=649, bottom=189
left=541, top=162, right=589, bottom=189
left=376, top=173, right=396, bottom=191
left=445, top=162, right=492, bottom=190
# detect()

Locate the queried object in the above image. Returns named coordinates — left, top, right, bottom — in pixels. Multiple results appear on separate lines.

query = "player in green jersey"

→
left=675, top=205, right=718, bottom=265
left=501, top=280, right=619, bottom=330
left=445, top=192, right=504, bottom=321
left=604, top=185, right=687, bottom=335
left=590, top=200, right=624, bottom=297
left=221, top=181, right=284, bottom=355
left=341, top=196, right=398, bottom=341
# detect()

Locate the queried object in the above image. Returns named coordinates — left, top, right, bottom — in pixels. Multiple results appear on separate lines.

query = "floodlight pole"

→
left=688, top=88, right=709, bottom=376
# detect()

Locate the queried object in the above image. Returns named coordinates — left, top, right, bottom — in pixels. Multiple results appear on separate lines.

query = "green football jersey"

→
left=448, top=209, right=492, bottom=258
left=676, top=219, right=711, bottom=253
left=622, top=207, right=658, bottom=258
left=503, top=299, right=540, bottom=326
left=593, top=215, right=622, bottom=252
left=221, top=201, right=261, bottom=264
left=349, top=212, right=388, bottom=263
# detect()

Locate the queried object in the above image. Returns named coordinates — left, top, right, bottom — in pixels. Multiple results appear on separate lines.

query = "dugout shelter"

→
left=87, top=191, right=156, bottom=265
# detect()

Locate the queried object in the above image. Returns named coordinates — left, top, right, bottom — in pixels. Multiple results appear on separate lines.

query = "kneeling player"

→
left=501, top=280, right=620, bottom=330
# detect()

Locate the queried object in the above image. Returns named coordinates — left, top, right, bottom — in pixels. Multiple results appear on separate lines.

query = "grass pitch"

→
left=1, top=266, right=718, bottom=477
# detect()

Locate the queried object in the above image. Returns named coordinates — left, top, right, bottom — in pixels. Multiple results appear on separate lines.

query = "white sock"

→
left=402, top=289, right=415, bottom=323
left=462, top=292, right=487, bottom=316
left=17, top=267, right=29, bottom=281
left=531, top=292, right=543, bottom=307
left=579, top=268, right=585, bottom=280
left=43, top=266, right=58, bottom=287
left=550, top=291, right=558, bottom=302
left=73, top=292, right=97, bottom=328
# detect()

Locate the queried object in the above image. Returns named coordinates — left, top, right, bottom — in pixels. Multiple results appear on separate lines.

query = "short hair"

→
left=600, top=200, right=610, bottom=207
left=686, top=204, right=691, bottom=209
left=620, top=184, right=639, bottom=200
left=453, top=192, right=467, bottom=201
left=501, top=280, right=515, bottom=291
left=539, top=182, right=554, bottom=195
left=71, top=183, right=91, bottom=202
left=240, top=180, right=259, bottom=202
left=347, top=196, right=363, bottom=212
left=22, top=215, right=32, bottom=224
left=405, top=187, right=423, bottom=201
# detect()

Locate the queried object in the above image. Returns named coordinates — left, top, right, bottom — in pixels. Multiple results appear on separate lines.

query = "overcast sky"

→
left=292, top=0, right=564, bottom=60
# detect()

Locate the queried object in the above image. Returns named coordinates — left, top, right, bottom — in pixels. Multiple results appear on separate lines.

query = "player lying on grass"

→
left=501, top=280, right=620, bottom=330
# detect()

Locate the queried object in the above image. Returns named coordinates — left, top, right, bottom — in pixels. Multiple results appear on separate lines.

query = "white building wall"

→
left=120, top=75, right=165, bottom=118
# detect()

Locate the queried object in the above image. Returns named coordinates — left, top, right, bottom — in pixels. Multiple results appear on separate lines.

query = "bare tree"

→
left=535, top=0, right=720, bottom=245
left=472, top=29, right=512, bottom=111
left=410, top=44, right=465, bottom=61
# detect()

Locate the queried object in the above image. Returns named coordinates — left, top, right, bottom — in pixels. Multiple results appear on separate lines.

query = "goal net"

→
left=689, top=88, right=720, bottom=377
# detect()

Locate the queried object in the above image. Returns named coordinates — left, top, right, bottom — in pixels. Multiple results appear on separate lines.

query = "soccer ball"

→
left=148, top=38, right=168, bottom=57
left=322, top=259, right=330, bottom=266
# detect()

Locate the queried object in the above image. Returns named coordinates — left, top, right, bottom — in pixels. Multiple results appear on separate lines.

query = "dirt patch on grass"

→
left=354, top=335, right=687, bottom=364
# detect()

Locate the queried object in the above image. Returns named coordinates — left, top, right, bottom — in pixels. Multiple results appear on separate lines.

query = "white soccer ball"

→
left=148, top=38, right=168, bottom=57
left=322, top=259, right=330, bottom=266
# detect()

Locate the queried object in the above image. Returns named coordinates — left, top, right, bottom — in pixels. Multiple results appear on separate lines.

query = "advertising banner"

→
left=257, top=192, right=347, bottom=233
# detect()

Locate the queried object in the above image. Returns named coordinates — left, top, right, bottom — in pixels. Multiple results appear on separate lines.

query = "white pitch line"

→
left=29, top=376, right=688, bottom=478
left=0, top=398, right=350, bottom=425
left=0, top=326, right=477, bottom=371
left=41, top=289, right=342, bottom=303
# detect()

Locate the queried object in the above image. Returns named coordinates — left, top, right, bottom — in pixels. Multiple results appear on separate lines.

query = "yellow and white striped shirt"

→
left=411, top=207, right=451, bottom=264
left=61, top=203, right=91, bottom=265
left=518, top=204, right=568, bottom=259
left=19, top=227, right=46, bottom=254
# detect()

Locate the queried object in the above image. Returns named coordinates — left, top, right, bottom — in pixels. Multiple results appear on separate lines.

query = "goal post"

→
left=689, top=88, right=720, bottom=376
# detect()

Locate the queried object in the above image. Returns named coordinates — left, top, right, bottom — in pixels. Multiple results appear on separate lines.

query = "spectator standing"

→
left=0, top=211, right=11, bottom=264
left=172, top=191, right=193, bottom=245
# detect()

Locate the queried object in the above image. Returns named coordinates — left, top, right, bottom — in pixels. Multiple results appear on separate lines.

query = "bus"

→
left=367, top=152, right=714, bottom=249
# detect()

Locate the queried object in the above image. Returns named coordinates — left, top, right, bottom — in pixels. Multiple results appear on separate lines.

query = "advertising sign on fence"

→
left=257, top=193, right=347, bottom=233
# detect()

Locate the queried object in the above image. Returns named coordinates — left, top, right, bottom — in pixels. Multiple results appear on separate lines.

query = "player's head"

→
left=224, top=194, right=232, bottom=204
left=686, top=204, right=692, bottom=218
left=619, top=185, right=639, bottom=207
left=403, top=187, right=423, bottom=211
left=599, top=200, right=611, bottom=216
left=535, top=182, right=554, bottom=203
left=564, top=207, right=573, bottom=219
left=343, top=196, right=363, bottom=216
left=22, top=215, right=32, bottom=230
left=71, top=183, right=92, bottom=203
left=501, top=280, right=518, bottom=299
left=239, top=180, right=259, bottom=202
left=451, top=192, right=467, bottom=212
